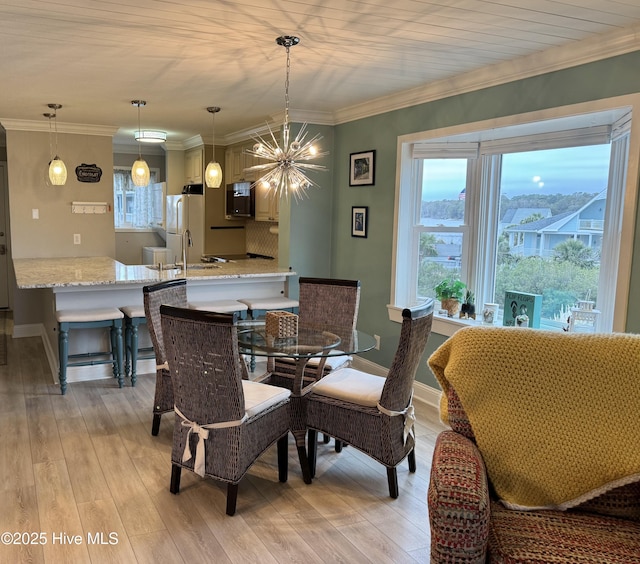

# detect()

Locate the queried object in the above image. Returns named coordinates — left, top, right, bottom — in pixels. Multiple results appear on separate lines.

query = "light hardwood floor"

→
left=0, top=333, right=448, bottom=563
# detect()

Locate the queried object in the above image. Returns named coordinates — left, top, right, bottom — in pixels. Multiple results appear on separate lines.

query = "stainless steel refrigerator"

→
left=165, top=193, right=204, bottom=265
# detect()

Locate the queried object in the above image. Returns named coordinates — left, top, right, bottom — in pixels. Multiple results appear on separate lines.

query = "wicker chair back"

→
left=142, top=278, right=187, bottom=435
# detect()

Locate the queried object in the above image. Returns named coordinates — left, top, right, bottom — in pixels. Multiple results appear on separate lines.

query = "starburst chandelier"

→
left=244, top=35, right=327, bottom=201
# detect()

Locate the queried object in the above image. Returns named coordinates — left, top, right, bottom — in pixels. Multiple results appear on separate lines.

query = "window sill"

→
left=388, top=303, right=485, bottom=336
left=115, top=228, right=158, bottom=233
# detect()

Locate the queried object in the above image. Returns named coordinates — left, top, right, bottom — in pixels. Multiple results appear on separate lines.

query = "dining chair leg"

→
left=307, top=429, right=318, bottom=478
left=387, top=467, right=399, bottom=499
left=277, top=434, right=289, bottom=483
left=408, top=448, right=417, bottom=473
left=151, top=413, right=162, bottom=436
left=226, top=484, right=239, bottom=516
left=170, top=464, right=182, bottom=494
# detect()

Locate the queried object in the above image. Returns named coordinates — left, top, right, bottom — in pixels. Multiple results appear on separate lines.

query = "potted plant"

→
left=434, top=278, right=466, bottom=317
left=460, top=290, right=476, bottom=319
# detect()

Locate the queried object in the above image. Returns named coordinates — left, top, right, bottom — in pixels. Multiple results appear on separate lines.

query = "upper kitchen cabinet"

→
left=225, top=141, right=259, bottom=183
left=254, top=182, right=279, bottom=222
left=225, top=144, right=245, bottom=183
left=185, top=146, right=204, bottom=185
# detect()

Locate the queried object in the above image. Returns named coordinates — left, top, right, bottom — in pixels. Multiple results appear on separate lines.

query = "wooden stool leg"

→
left=123, top=319, right=132, bottom=381
left=112, top=320, right=124, bottom=388
left=130, top=319, right=139, bottom=387
left=58, top=322, right=69, bottom=395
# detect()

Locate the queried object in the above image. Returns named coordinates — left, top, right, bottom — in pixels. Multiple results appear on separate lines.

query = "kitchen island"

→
left=14, top=256, right=297, bottom=384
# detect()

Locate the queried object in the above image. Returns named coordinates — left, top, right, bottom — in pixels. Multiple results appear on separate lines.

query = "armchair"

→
left=427, top=326, right=640, bottom=563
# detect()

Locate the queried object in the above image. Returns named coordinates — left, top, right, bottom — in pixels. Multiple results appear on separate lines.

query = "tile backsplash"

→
left=245, top=220, right=278, bottom=258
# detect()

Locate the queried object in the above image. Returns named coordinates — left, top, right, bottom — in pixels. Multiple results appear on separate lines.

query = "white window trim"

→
left=389, top=95, right=640, bottom=333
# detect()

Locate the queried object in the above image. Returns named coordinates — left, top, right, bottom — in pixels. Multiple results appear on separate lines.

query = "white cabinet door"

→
left=254, top=182, right=279, bottom=222
left=185, top=147, right=203, bottom=184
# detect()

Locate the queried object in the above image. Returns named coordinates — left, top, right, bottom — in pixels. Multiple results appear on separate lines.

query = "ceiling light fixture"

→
left=46, top=103, right=67, bottom=185
left=205, top=106, right=223, bottom=188
left=244, top=35, right=327, bottom=201
left=135, top=130, right=167, bottom=143
left=131, top=100, right=151, bottom=186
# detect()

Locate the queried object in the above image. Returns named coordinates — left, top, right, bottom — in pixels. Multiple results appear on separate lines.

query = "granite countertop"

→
left=14, top=256, right=295, bottom=289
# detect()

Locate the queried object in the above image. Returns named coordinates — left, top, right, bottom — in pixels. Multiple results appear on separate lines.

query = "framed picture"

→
left=352, top=206, right=368, bottom=238
left=349, top=150, right=376, bottom=186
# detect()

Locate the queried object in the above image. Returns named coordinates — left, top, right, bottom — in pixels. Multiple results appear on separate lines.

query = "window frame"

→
left=390, top=96, right=640, bottom=334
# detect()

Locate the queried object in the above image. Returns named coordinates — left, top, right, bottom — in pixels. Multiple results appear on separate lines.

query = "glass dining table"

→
left=236, top=320, right=376, bottom=484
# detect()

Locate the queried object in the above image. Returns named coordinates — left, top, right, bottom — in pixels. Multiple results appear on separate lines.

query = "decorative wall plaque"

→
left=75, top=163, right=102, bottom=183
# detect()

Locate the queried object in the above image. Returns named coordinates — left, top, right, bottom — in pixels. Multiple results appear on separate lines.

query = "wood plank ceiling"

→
left=0, top=0, right=639, bottom=142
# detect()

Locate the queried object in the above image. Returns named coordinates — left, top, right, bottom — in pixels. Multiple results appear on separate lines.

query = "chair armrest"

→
left=428, top=430, right=490, bottom=564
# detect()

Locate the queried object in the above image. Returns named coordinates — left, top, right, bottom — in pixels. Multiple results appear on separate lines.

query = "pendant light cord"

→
left=137, top=103, right=142, bottom=159
left=284, top=43, right=291, bottom=137
left=53, top=109, right=59, bottom=157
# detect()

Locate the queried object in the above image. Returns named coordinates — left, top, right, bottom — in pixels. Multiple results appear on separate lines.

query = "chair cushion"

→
left=120, top=304, right=146, bottom=318
left=277, top=351, right=352, bottom=370
left=188, top=300, right=248, bottom=313
left=242, top=380, right=291, bottom=418
left=488, top=500, right=640, bottom=563
left=311, top=367, right=385, bottom=407
left=56, top=308, right=124, bottom=322
left=238, top=297, right=299, bottom=310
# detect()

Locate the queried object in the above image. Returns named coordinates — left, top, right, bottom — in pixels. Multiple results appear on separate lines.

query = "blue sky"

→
left=424, top=144, right=611, bottom=200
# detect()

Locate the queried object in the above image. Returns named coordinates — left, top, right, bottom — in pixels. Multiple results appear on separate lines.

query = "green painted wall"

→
left=279, top=123, right=335, bottom=300
left=330, top=50, right=640, bottom=389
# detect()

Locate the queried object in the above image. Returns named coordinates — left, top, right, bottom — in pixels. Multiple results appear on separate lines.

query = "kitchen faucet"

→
left=181, top=228, right=192, bottom=273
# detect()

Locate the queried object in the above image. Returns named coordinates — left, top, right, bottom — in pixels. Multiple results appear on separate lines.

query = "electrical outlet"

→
left=374, top=334, right=381, bottom=350
left=73, top=234, right=81, bottom=245
left=32, top=208, right=39, bottom=219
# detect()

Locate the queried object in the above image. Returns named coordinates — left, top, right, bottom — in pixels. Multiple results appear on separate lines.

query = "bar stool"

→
left=237, top=296, right=299, bottom=371
left=237, top=296, right=299, bottom=320
left=188, top=299, right=248, bottom=318
left=120, top=305, right=155, bottom=387
left=56, top=307, right=124, bottom=395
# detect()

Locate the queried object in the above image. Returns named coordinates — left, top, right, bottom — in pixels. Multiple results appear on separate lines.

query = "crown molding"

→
left=0, top=119, right=118, bottom=136
left=333, top=23, right=640, bottom=125
left=183, top=134, right=204, bottom=150
left=222, top=109, right=334, bottom=145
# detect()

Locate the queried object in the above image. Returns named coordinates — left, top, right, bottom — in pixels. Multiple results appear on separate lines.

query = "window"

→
left=113, top=167, right=162, bottom=229
left=391, top=101, right=638, bottom=334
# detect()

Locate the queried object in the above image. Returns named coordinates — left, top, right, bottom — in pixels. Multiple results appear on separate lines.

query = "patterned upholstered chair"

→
left=143, top=278, right=188, bottom=436
left=305, top=300, right=434, bottom=497
left=268, top=277, right=361, bottom=389
left=427, top=327, right=640, bottom=563
left=160, top=305, right=291, bottom=516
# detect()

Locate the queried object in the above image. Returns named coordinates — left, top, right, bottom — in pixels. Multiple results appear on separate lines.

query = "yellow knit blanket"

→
left=428, top=326, right=640, bottom=510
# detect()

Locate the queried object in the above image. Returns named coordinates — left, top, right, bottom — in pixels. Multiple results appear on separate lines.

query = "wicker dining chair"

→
left=268, top=277, right=361, bottom=389
left=305, top=300, right=434, bottom=498
left=143, top=278, right=188, bottom=436
left=160, top=305, right=291, bottom=516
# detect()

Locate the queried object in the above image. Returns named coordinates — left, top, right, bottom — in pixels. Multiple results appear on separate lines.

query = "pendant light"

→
left=46, top=103, right=67, bottom=185
left=244, top=36, right=327, bottom=201
left=131, top=100, right=151, bottom=186
left=205, top=106, right=223, bottom=188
